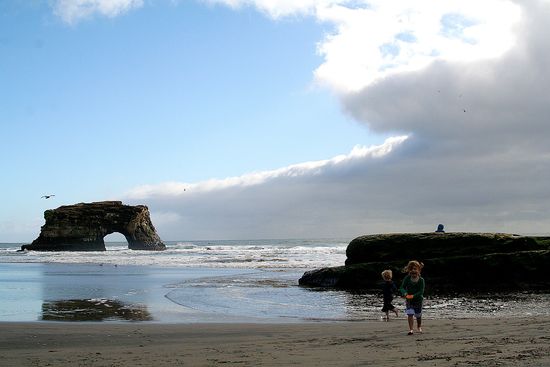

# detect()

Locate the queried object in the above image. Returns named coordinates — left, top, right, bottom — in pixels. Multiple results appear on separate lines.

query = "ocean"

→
left=1, top=239, right=549, bottom=323
left=0, top=239, right=348, bottom=269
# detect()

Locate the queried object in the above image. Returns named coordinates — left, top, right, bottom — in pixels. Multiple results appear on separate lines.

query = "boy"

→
left=381, top=269, right=399, bottom=320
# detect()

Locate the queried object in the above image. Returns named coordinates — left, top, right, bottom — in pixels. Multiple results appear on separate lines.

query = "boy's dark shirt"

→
left=382, top=281, right=397, bottom=303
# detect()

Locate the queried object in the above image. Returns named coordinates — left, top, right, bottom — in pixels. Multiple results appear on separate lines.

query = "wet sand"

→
left=2, top=317, right=549, bottom=366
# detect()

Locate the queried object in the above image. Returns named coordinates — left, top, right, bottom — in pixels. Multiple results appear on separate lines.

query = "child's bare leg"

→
left=416, top=317, right=422, bottom=332
left=384, top=311, right=389, bottom=320
left=393, top=308, right=399, bottom=317
left=407, top=315, right=414, bottom=334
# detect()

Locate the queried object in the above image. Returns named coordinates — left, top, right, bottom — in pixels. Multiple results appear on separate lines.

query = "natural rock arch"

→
left=21, top=201, right=166, bottom=251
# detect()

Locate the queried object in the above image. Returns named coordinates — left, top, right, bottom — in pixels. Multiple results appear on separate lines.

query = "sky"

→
left=1, top=0, right=549, bottom=242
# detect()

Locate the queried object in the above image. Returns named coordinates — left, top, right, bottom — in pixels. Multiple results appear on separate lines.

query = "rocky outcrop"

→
left=299, top=232, right=550, bottom=293
left=345, top=232, right=545, bottom=265
left=21, top=201, right=165, bottom=251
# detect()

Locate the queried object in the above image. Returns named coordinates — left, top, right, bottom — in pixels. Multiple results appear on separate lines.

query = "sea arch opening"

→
left=103, top=232, right=130, bottom=249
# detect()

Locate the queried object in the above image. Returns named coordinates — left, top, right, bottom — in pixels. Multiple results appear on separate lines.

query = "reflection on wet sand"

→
left=41, top=299, right=153, bottom=321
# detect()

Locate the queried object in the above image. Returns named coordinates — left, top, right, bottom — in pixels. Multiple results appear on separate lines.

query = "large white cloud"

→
left=343, top=0, right=550, bottom=152
left=314, top=0, right=521, bottom=92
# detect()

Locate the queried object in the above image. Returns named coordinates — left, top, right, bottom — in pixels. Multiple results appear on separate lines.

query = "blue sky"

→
left=2, top=0, right=550, bottom=241
left=2, top=1, right=371, bottom=186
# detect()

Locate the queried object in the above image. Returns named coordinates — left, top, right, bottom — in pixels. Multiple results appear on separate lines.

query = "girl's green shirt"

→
left=399, top=275, right=425, bottom=302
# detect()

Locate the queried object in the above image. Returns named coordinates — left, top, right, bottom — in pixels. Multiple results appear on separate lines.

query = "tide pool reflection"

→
left=38, top=264, right=167, bottom=322
left=41, top=298, right=152, bottom=321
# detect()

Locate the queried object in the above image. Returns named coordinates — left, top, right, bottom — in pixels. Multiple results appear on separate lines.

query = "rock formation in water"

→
left=21, top=201, right=166, bottom=251
left=299, top=232, right=550, bottom=293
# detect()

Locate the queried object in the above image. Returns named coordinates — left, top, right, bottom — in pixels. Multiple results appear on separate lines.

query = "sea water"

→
left=1, top=239, right=549, bottom=322
left=0, top=239, right=347, bottom=268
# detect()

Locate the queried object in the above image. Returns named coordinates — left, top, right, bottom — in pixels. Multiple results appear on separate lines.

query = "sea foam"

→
left=0, top=239, right=348, bottom=269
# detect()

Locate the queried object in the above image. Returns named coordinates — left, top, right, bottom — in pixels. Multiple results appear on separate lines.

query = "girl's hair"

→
left=403, top=260, right=424, bottom=273
left=381, top=269, right=393, bottom=280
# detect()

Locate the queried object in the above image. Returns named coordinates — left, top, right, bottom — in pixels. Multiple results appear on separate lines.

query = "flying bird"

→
left=41, top=195, right=55, bottom=199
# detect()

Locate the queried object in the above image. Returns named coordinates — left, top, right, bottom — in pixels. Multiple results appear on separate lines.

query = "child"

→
left=399, top=260, right=425, bottom=335
left=380, top=269, right=399, bottom=320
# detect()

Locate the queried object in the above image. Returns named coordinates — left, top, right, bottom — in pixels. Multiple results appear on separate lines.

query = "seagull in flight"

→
left=41, top=194, right=55, bottom=199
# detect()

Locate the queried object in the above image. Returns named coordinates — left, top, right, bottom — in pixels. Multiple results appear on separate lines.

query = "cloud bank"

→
left=126, top=137, right=409, bottom=239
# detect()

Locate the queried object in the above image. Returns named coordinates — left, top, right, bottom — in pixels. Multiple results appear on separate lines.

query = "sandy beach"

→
left=1, top=317, right=549, bottom=366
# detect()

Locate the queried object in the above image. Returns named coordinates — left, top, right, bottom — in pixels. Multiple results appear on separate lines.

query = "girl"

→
left=399, top=260, right=425, bottom=335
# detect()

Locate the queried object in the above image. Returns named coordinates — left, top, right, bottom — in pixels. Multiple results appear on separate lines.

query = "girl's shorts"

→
left=405, top=301, right=422, bottom=318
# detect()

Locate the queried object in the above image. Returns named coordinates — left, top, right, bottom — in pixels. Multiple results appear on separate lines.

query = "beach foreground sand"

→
left=1, top=317, right=549, bottom=366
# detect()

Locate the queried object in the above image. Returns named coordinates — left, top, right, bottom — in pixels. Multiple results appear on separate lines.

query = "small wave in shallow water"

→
left=165, top=270, right=550, bottom=321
